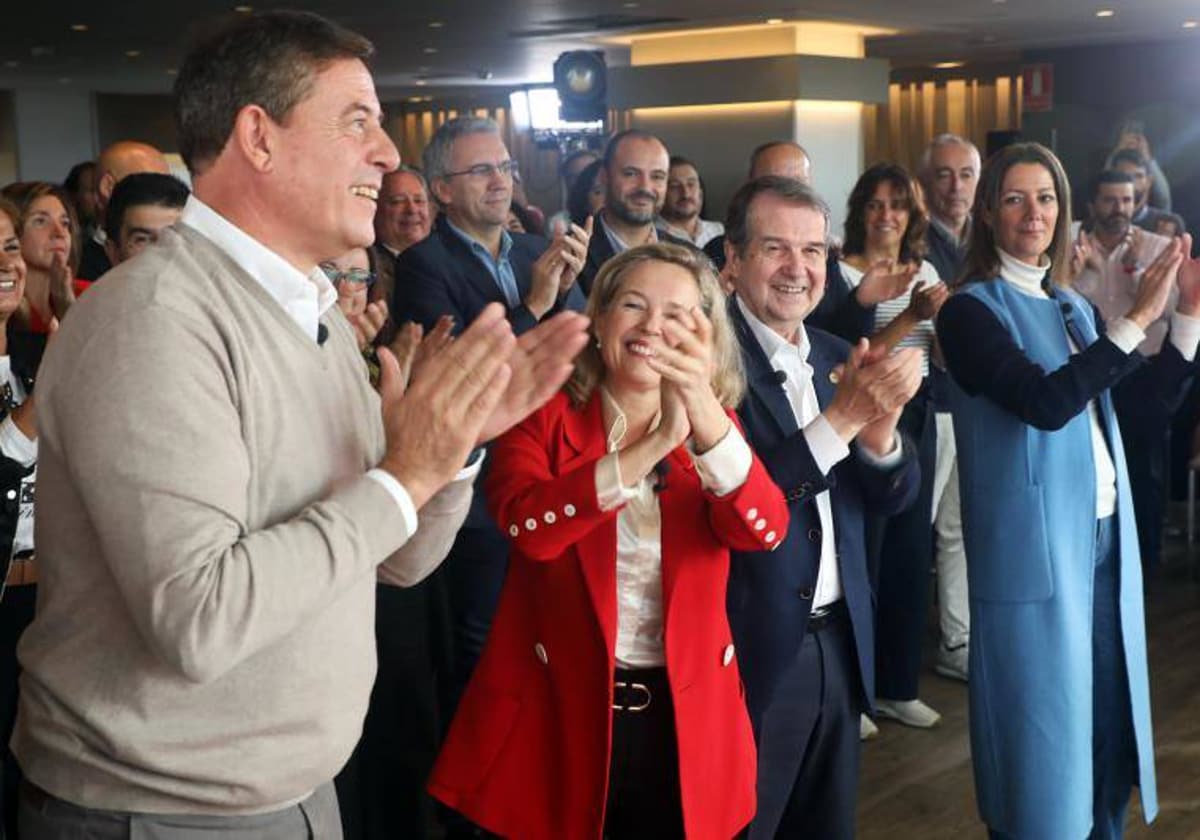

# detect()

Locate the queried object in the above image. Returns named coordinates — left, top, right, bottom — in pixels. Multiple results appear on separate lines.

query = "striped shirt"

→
left=838, top=259, right=942, bottom=377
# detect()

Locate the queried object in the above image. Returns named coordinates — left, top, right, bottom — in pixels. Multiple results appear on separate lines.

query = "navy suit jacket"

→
left=726, top=298, right=920, bottom=728
left=577, top=213, right=694, bottom=296
left=392, top=214, right=585, bottom=339
left=391, top=215, right=586, bottom=532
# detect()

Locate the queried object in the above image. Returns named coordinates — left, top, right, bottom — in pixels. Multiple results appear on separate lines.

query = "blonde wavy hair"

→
left=566, top=242, right=745, bottom=408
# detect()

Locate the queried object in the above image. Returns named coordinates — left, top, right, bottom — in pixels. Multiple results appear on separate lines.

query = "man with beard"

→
left=1110, top=149, right=1172, bottom=233
left=1073, top=169, right=1183, bottom=569
left=577, top=130, right=688, bottom=293
left=658, top=155, right=724, bottom=247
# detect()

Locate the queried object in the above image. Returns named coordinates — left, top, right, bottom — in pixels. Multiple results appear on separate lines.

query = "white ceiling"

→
left=1, top=0, right=1197, bottom=96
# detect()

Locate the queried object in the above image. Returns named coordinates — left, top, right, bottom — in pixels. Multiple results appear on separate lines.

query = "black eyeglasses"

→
left=441, top=160, right=519, bottom=180
left=319, top=263, right=376, bottom=287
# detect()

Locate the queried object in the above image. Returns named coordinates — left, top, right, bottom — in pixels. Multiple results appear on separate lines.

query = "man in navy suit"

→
left=723, top=176, right=923, bottom=839
left=389, top=115, right=591, bottom=839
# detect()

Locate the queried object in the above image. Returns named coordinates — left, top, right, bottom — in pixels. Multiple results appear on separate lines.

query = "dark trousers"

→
left=604, top=667, right=683, bottom=839
left=335, top=574, right=451, bottom=839
left=443, top=526, right=508, bottom=717
left=873, top=391, right=936, bottom=700
left=749, top=605, right=861, bottom=840
left=0, top=584, right=37, bottom=840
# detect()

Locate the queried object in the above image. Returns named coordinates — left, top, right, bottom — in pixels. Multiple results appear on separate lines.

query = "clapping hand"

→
left=906, top=280, right=949, bottom=321
left=527, top=217, right=594, bottom=319
left=1127, top=237, right=1184, bottom=330
left=1174, top=234, right=1200, bottom=318
left=647, top=306, right=731, bottom=452
left=856, top=259, right=919, bottom=306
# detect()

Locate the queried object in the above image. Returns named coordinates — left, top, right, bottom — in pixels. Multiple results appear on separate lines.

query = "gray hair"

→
left=421, top=116, right=501, bottom=186
left=724, top=176, right=831, bottom=255
left=918, top=133, right=981, bottom=177
left=387, top=163, right=428, bottom=190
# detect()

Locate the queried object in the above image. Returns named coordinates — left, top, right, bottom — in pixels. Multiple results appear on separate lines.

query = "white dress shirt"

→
left=735, top=297, right=902, bottom=611
left=996, top=249, right=1200, bottom=518
left=180, top=195, right=453, bottom=535
left=593, top=387, right=752, bottom=667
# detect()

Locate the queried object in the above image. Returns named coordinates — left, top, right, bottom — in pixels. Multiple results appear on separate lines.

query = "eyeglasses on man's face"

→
left=319, top=263, right=376, bottom=286
left=442, top=160, right=520, bottom=180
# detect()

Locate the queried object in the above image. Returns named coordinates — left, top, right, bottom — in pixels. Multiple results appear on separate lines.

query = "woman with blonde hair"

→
left=430, top=242, right=788, bottom=839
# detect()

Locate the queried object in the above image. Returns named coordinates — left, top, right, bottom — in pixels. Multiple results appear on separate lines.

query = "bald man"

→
left=79, top=140, right=171, bottom=281
left=748, top=140, right=813, bottom=183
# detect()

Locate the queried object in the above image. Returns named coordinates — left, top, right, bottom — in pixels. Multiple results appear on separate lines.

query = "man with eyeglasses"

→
left=391, top=117, right=592, bottom=830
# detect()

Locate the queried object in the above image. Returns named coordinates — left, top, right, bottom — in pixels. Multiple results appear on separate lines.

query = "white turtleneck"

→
left=996, top=250, right=1131, bottom=519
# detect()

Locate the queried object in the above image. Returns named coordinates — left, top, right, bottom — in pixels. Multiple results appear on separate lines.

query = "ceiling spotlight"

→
left=415, top=79, right=428, bottom=86
left=766, top=18, right=784, bottom=24
left=70, top=24, right=89, bottom=32
left=933, top=61, right=965, bottom=69
left=408, top=95, right=424, bottom=103
left=1184, top=20, right=1199, bottom=28
left=125, top=50, right=141, bottom=57
left=622, top=1, right=639, bottom=7
left=428, top=21, right=444, bottom=28
left=234, top=5, right=253, bottom=12
left=423, top=46, right=438, bottom=54
left=1095, top=9, right=1115, bottom=17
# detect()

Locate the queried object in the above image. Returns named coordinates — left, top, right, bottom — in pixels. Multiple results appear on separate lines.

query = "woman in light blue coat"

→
left=936, top=142, right=1200, bottom=839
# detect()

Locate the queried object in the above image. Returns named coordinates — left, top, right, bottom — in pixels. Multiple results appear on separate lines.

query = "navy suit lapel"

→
left=728, top=297, right=799, bottom=438
left=435, top=217, right=507, bottom=308
left=807, top=332, right=839, bottom=412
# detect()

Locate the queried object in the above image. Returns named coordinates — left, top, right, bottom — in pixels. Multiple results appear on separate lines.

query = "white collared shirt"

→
left=658, top=217, right=724, bottom=248
left=594, top=388, right=752, bottom=668
left=179, top=195, right=425, bottom=532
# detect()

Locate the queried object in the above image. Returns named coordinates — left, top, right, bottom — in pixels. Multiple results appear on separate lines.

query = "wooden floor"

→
left=856, top=517, right=1200, bottom=839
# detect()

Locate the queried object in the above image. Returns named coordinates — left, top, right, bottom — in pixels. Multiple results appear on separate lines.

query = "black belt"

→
left=613, top=667, right=667, bottom=713
left=808, top=599, right=848, bottom=633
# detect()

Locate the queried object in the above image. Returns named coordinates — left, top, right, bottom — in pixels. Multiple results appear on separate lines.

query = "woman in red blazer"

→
left=429, top=243, right=789, bottom=839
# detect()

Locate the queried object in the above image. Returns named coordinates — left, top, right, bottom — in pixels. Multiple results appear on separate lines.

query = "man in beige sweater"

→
left=11, top=11, right=587, bottom=839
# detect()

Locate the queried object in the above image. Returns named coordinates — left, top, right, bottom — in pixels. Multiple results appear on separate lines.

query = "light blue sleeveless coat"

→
left=947, top=280, right=1157, bottom=838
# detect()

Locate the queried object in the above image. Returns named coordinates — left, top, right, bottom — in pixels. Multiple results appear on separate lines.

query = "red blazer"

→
left=428, top=391, right=789, bottom=840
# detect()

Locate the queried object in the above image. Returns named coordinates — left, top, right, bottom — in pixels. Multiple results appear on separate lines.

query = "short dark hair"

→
left=602, top=129, right=666, bottom=171
left=724, top=176, right=830, bottom=256
left=63, top=161, right=96, bottom=197
left=842, top=163, right=929, bottom=264
left=174, top=11, right=373, bottom=174
left=668, top=155, right=708, bottom=218
left=104, top=173, right=190, bottom=244
left=1109, top=148, right=1150, bottom=173
left=1088, top=169, right=1134, bottom=202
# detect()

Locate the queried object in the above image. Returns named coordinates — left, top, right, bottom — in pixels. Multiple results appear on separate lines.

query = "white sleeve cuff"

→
left=595, top=452, right=638, bottom=512
left=804, top=414, right=851, bottom=476
left=856, top=432, right=904, bottom=469
left=0, top=415, right=36, bottom=467
left=691, top=424, right=752, bottom=497
left=454, top=448, right=487, bottom=483
left=1106, top=317, right=1146, bottom=355
left=365, top=469, right=419, bottom=536
left=1168, top=310, right=1200, bottom=362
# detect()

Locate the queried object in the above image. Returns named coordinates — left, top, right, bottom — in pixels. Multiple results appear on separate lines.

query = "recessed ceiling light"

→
left=234, top=5, right=253, bottom=12
left=992, top=0, right=1006, bottom=4
left=423, top=46, right=438, bottom=54
left=933, top=61, right=965, bottom=69
left=70, top=24, right=89, bottom=32
left=766, top=18, right=784, bottom=24
left=428, top=21, right=444, bottom=28
left=1096, top=9, right=1115, bottom=17
left=622, top=1, right=639, bottom=7
left=1184, top=20, right=1199, bottom=28
left=125, top=50, right=141, bottom=57
left=415, top=79, right=427, bottom=86
left=166, top=68, right=178, bottom=75
left=408, top=95, right=424, bottom=103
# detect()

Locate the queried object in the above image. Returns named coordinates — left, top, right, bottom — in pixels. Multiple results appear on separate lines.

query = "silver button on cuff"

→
left=543, top=511, right=557, bottom=524
left=564, top=504, right=577, bottom=517
left=722, top=644, right=735, bottom=667
left=534, top=642, right=549, bottom=665
left=525, top=518, right=537, bottom=531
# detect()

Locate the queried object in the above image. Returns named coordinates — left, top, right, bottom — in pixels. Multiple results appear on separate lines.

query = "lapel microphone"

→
left=317, top=324, right=329, bottom=347
left=772, top=369, right=787, bottom=385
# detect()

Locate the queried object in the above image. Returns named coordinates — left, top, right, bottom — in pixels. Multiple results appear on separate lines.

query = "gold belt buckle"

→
left=613, top=681, right=651, bottom=712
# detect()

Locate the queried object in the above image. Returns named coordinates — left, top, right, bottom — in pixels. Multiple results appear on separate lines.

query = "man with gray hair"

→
left=371, top=164, right=433, bottom=308
left=916, top=133, right=981, bottom=685
left=13, top=11, right=587, bottom=838
left=722, top=175, right=922, bottom=838
left=392, top=114, right=592, bottom=753
left=917, top=132, right=981, bottom=286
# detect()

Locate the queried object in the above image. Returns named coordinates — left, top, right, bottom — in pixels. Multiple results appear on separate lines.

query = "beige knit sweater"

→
left=12, top=225, right=472, bottom=814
